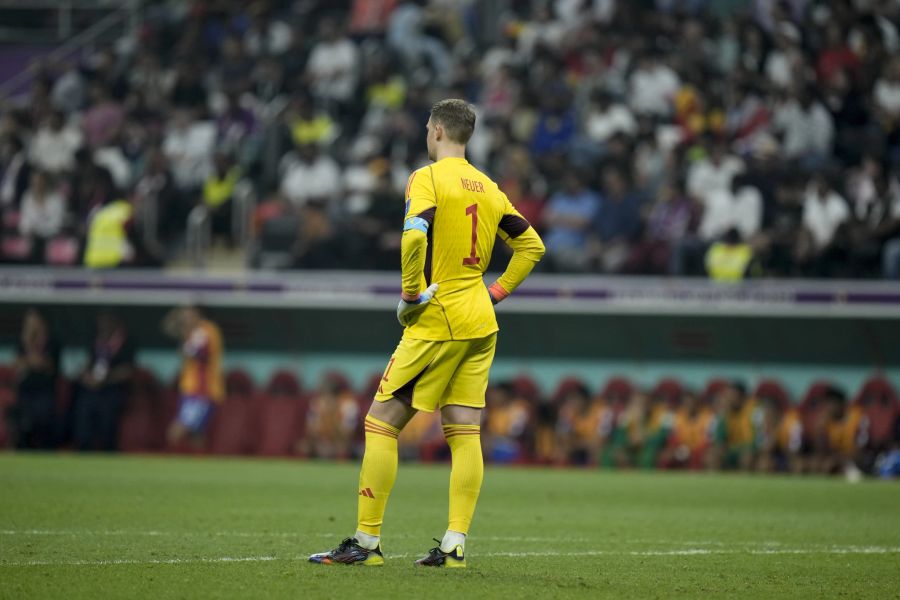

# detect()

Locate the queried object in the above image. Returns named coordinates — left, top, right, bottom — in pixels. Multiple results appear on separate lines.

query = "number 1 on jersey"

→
left=463, top=204, right=481, bottom=265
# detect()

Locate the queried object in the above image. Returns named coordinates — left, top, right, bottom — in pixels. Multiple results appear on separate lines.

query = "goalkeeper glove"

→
left=397, top=283, right=439, bottom=326
left=487, top=282, right=509, bottom=305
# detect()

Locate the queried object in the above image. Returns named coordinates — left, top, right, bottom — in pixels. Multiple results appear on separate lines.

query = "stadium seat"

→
left=799, top=380, right=834, bottom=441
left=652, top=378, right=684, bottom=408
left=265, top=369, right=302, bottom=397
left=225, top=369, right=255, bottom=399
left=207, top=394, right=258, bottom=456
left=44, top=236, right=80, bottom=266
left=700, top=378, right=729, bottom=406
left=598, top=376, right=633, bottom=404
left=552, top=376, right=591, bottom=405
left=853, top=376, right=900, bottom=448
left=118, top=368, right=166, bottom=452
left=753, top=379, right=792, bottom=410
left=510, top=373, right=541, bottom=403
left=255, top=393, right=306, bottom=457
left=1, top=236, right=32, bottom=261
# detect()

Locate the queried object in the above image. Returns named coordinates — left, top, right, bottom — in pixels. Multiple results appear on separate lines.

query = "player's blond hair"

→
left=430, top=99, right=476, bottom=144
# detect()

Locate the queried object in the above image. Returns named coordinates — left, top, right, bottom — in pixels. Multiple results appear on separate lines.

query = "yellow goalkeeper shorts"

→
left=373, top=333, right=497, bottom=412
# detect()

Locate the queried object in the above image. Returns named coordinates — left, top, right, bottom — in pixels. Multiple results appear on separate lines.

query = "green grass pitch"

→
left=1, top=454, right=899, bottom=599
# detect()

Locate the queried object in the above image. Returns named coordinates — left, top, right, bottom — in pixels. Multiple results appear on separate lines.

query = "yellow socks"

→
left=443, top=424, right=484, bottom=535
left=356, top=415, right=400, bottom=539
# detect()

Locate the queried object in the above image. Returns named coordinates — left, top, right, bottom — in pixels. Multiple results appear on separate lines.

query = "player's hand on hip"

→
left=397, top=283, right=439, bottom=326
left=487, top=282, right=509, bottom=305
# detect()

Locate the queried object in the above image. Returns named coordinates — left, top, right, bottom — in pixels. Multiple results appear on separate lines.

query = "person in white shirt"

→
left=801, top=174, right=850, bottom=251
left=584, top=90, right=637, bottom=144
left=305, top=20, right=360, bottom=106
left=279, top=143, right=342, bottom=211
left=29, top=111, right=83, bottom=175
left=774, top=88, right=834, bottom=163
left=699, top=176, right=763, bottom=242
left=162, top=109, right=216, bottom=191
left=874, top=57, right=900, bottom=120
left=686, top=140, right=745, bottom=204
left=629, top=53, right=680, bottom=117
left=19, top=170, right=66, bottom=241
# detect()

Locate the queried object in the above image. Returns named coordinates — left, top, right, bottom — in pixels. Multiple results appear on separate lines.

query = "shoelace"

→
left=336, top=538, right=358, bottom=553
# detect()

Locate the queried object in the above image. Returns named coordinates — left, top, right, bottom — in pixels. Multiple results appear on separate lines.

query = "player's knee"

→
left=441, top=405, right=482, bottom=427
left=367, top=397, right=416, bottom=430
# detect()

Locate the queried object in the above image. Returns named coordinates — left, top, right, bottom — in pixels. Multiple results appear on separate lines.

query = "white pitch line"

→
left=0, top=529, right=588, bottom=543
left=0, top=556, right=283, bottom=567
left=5, top=547, right=900, bottom=568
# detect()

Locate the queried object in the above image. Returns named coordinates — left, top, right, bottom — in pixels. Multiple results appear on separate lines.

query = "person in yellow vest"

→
left=203, top=152, right=241, bottom=246
left=163, top=305, right=225, bottom=447
left=705, top=228, right=755, bottom=281
left=83, top=198, right=134, bottom=269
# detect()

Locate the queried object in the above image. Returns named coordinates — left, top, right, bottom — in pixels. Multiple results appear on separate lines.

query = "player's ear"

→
left=433, top=122, right=443, bottom=142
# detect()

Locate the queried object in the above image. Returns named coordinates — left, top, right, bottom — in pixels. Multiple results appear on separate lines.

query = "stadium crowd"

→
left=3, top=308, right=899, bottom=478
left=0, top=0, right=899, bottom=277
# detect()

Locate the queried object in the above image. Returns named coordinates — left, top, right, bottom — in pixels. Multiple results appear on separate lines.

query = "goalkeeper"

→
left=310, top=99, right=544, bottom=568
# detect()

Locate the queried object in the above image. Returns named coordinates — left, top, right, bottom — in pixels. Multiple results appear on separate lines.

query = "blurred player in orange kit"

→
left=163, top=305, right=224, bottom=447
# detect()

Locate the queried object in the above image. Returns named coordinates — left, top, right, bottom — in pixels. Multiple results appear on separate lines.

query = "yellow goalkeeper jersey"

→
left=400, top=156, right=545, bottom=341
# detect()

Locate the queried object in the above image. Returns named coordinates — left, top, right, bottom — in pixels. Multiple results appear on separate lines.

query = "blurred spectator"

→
left=554, top=383, right=607, bottom=465
left=541, top=171, right=599, bottom=271
left=202, top=153, right=242, bottom=246
left=687, top=140, right=745, bottom=203
left=484, top=382, right=531, bottom=464
left=73, top=313, right=135, bottom=451
left=28, top=111, right=82, bottom=175
left=0, top=135, right=30, bottom=208
left=659, top=392, right=714, bottom=470
left=19, top=170, right=66, bottom=260
left=797, top=174, right=850, bottom=275
left=164, top=306, right=224, bottom=448
left=809, top=386, right=863, bottom=475
left=708, top=382, right=755, bottom=471
left=162, top=109, right=216, bottom=192
left=705, top=228, right=755, bottom=281
left=81, top=84, right=124, bottom=149
left=591, top=167, right=643, bottom=273
left=773, top=88, right=835, bottom=166
left=285, top=93, right=338, bottom=149
left=765, top=398, right=803, bottom=474
left=305, top=19, right=360, bottom=110
left=298, top=374, right=360, bottom=459
left=602, top=390, right=670, bottom=470
left=387, top=0, right=450, bottom=83
left=83, top=193, right=134, bottom=269
left=279, top=144, right=342, bottom=210
left=629, top=52, right=680, bottom=118
left=10, top=309, right=60, bottom=449
left=629, top=178, right=693, bottom=274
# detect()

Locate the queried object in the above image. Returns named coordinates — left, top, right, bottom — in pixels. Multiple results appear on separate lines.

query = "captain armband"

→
left=403, top=216, right=430, bottom=234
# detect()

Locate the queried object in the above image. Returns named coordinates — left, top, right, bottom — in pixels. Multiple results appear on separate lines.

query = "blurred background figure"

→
left=484, top=382, right=531, bottom=464
left=73, top=313, right=135, bottom=452
left=709, top=381, right=756, bottom=471
left=602, top=390, right=670, bottom=470
left=298, top=373, right=359, bottom=459
left=659, top=392, right=714, bottom=470
left=10, top=309, right=60, bottom=449
left=163, top=306, right=224, bottom=448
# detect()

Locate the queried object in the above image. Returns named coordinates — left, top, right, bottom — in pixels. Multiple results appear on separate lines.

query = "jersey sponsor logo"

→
left=460, top=177, right=485, bottom=193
